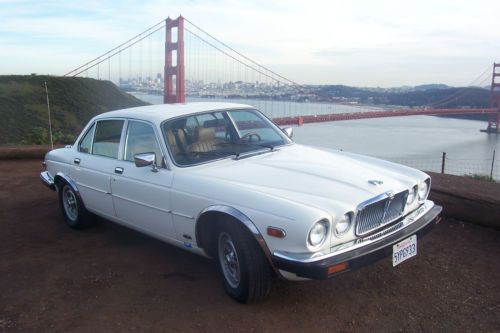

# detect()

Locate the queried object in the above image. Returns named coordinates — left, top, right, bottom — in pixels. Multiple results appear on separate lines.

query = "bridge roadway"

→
left=272, top=107, right=498, bottom=126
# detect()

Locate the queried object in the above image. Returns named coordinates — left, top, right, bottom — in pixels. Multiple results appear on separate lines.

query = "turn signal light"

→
left=267, top=227, right=286, bottom=238
left=327, top=262, right=349, bottom=275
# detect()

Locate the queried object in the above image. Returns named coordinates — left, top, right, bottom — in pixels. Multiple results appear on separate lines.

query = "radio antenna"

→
left=44, top=81, right=54, bottom=149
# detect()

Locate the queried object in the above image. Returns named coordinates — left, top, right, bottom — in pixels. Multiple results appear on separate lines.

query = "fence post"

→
left=491, top=150, right=496, bottom=180
left=441, top=152, right=446, bottom=174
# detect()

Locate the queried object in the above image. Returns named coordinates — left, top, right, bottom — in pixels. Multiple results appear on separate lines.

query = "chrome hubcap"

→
left=62, top=186, right=78, bottom=221
left=218, top=232, right=240, bottom=288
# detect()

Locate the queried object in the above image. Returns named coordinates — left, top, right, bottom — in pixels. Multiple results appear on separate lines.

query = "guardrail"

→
left=386, top=150, right=498, bottom=182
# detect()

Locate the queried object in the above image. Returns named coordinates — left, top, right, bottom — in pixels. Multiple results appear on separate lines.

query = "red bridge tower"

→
left=164, top=16, right=185, bottom=104
left=485, top=63, right=500, bottom=133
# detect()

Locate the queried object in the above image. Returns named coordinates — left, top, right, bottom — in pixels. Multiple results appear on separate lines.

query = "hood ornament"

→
left=368, top=180, right=384, bottom=186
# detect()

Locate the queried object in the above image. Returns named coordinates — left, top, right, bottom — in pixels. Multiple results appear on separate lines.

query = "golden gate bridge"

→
left=64, top=16, right=500, bottom=133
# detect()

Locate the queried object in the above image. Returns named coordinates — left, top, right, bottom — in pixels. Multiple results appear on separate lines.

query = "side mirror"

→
left=134, top=152, right=159, bottom=172
left=282, top=127, right=293, bottom=139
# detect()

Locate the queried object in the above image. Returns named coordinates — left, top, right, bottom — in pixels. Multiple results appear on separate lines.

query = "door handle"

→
left=73, top=158, right=81, bottom=165
left=114, top=167, right=124, bottom=174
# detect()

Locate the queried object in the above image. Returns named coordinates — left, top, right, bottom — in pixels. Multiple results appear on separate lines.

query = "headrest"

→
left=166, top=129, right=177, bottom=146
left=195, top=127, right=215, bottom=142
left=175, top=128, right=186, bottom=139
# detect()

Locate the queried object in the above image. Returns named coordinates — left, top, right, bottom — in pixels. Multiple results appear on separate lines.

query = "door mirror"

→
left=134, top=152, right=159, bottom=172
left=282, top=127, right=293, bottom=138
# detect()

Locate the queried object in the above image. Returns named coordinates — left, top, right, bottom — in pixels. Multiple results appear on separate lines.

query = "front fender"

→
left=196, top=205, right=274, bottom=267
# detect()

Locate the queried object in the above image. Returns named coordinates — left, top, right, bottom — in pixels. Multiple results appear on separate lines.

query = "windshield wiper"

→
left=191, top=150, right=240, bottom=159
left=216, top=141, right=276, bottom=151
left=246, top=143, right=275, bottom=151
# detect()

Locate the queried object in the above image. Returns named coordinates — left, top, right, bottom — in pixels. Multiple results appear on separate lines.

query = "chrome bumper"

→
left=40, top=171, right=56, bottom=191
left=272, top=201, right=442, bottom=280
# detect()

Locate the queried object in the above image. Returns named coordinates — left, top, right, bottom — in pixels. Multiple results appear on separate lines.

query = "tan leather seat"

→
left=187, top=127, right=218, bottom=153
left=175, top=128, right=188, bottom=152
left=165, top=129, right=180, bottom=156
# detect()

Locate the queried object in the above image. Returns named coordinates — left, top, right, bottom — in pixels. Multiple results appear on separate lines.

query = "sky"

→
left=1, top=0, right=499, bottom=87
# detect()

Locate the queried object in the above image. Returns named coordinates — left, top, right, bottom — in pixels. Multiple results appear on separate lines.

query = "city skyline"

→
left=1, top=0, right=499, bottom=87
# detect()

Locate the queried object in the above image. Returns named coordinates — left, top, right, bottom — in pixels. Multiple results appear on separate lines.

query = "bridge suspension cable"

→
left=427, top=63, right=493, bottom=108
left=183, top=17, right=302, bottom=87
left=64, top=19, right=166, bottom=77
left=63, top=15, right=498, bottom=131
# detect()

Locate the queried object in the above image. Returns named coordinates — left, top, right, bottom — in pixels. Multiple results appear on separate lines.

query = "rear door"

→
left=70, top=119, right=125, bottom=219
left=111, top=120, right=176, bottom=239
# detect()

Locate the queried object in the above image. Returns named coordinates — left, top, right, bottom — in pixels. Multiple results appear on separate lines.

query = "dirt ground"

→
left=1, top=160, right=499, bottom=332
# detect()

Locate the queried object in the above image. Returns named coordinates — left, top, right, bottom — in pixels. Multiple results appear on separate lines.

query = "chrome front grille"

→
left=355, top=190, right=408, bottom=236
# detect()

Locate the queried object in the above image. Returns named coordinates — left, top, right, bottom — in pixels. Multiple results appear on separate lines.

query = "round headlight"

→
left=418, top=180, right=429, bottom=201
left=308, top=220, right=328, bottom=248
left=334, top=213, right=352, bottom=236
left=407, top=186, right=417, bottom=205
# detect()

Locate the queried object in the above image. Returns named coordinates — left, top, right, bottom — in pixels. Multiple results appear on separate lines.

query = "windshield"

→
left=162, top=108, right=292, bottom=166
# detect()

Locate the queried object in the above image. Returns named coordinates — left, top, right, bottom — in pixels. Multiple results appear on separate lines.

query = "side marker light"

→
left=267, top=227, right=286, bottom=238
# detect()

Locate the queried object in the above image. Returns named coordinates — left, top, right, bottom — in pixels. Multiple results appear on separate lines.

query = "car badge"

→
left=368, top=180, right=384, bottom=186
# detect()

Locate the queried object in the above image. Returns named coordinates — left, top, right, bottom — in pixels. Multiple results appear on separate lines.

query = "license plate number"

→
left=392, top=235, right=417, bottom=267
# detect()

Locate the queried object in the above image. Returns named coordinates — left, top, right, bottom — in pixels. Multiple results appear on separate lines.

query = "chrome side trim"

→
left=76, top=182, right=110, bottom=195
left=273, top=200, right=435, bottom=264
left=112, top=194, right=172, bottom=214
left=196, top=205, right=274, bottom=268
left=171, top=211, right=195, bottom=219
left=40, top=171, right=56, bottom=191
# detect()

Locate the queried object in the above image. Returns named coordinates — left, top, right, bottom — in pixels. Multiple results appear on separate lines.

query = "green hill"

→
left=316, top=85, right=489, bottom=108
left=0, top=75, right=148, bottom=145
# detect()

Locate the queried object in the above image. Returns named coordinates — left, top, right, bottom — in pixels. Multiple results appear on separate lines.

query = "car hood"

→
left=188, top=144, right=426, bottom=216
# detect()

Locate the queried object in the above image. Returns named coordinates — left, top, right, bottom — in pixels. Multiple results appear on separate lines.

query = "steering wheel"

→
left=240, top=132, right=262, bottom=142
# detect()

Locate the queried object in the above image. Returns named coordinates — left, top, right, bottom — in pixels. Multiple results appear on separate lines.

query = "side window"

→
left=195, top=113, right=216, bottom=125
left=124, top=121, right=162, bottom=166
left=78, top=122, right=96, bottom=154
left=92, top=120, right=124, bottom=159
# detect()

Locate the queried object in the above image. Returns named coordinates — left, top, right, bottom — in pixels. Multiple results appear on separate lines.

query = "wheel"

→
left=240, top=132, right=262, bottom=142
left=58, top=182, right=92, bottom=229
left=216, top=221, right=272, bottom=303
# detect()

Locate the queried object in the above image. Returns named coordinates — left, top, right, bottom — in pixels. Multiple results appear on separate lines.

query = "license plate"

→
left=392, top=235, right=417, bottom=267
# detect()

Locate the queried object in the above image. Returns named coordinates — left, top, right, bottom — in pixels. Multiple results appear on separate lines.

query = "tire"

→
left=57, top=182, right=92, bottom=229
left=215, top=221, right=272, bottom=303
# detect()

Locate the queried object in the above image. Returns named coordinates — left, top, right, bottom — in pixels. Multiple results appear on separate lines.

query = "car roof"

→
left=95, top=102, right=255, bottom=124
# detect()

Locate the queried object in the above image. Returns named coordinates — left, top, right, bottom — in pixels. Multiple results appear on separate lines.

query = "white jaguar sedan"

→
left=41, top=102, right=442, bottom=303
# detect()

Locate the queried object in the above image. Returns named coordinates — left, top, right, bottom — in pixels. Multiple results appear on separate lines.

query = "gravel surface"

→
left=1, top=160, right=499, bottom=332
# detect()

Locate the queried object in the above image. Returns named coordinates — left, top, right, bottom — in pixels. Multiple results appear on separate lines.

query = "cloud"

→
left=0, top=0, right=499, bottom=86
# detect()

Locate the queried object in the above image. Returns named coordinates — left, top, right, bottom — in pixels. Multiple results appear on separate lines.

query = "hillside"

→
left=0, top=75, right=147, bottom=145
left=315, top=85, right=490, bottom=108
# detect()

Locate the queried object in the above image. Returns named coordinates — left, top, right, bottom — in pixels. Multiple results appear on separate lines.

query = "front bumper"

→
left=40, top=171, right=56, bottom=191
left=272, top=202, right=442, bottom=280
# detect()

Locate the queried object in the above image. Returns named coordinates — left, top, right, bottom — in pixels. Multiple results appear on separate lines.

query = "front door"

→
left=111, top=120, right=176, bottom=240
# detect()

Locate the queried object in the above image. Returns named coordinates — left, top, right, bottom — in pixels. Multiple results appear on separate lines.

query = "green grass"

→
left=0, top=75, right=148, bottom=145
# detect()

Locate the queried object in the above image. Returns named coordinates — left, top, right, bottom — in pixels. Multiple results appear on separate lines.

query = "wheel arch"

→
left=54, top=172, right=81, bottom=200
left=195, top=205, right=274, bottom=267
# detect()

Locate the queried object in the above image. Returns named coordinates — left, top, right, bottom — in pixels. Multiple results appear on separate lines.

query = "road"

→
left=1, top=160, right=499, bottom=332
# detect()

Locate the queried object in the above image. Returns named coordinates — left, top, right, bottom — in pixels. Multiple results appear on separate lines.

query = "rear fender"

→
left=54, top=172, right=81, bottom=200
